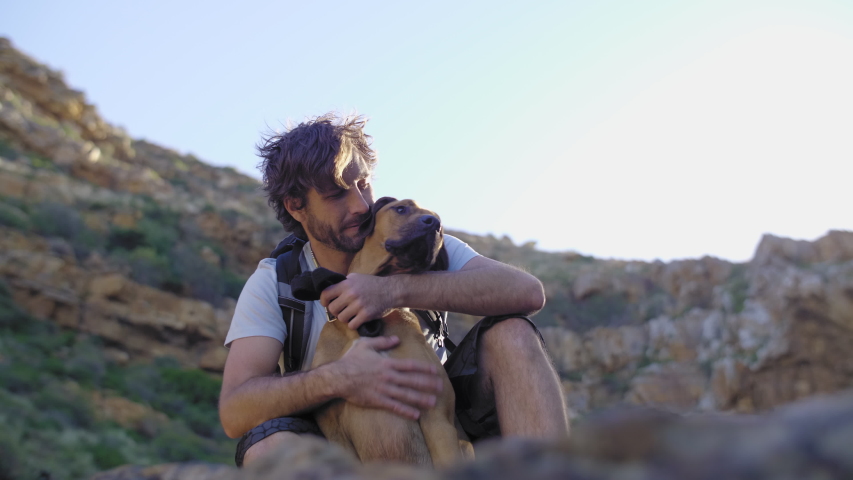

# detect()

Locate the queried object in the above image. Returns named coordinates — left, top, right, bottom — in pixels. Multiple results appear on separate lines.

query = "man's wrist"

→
left=313, top=361, right=346, bottom=400
left=387, top=273, right=410, bottom=308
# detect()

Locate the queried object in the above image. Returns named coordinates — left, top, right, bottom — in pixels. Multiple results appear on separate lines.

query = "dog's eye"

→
left=394, top=206, right=408, bottom=215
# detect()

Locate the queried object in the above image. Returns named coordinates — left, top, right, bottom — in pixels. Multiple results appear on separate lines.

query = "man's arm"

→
left=322, top=255, right=546, bottom=330
left=219, top=335, right=443, bottom=438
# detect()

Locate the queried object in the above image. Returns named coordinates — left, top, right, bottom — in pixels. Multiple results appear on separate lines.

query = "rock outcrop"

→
left=533, top=230, right=853, bottom=418
left=92, top=389, right=853, bottom=479
left=0, top=227, right=234, bottom=370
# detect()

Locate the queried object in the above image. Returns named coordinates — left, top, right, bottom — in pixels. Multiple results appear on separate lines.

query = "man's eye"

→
left=329, top=190, right=346, bottom=199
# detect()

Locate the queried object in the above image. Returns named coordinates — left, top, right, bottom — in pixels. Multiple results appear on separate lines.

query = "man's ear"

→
left=284, top=197, right=306, bottom=224
left=358, top=196, right=398, bottom=237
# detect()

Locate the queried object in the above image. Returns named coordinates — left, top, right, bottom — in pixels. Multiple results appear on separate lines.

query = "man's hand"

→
left=332, top=335, right=443, bottom=420
left=320, top=273, right=398, bottom=330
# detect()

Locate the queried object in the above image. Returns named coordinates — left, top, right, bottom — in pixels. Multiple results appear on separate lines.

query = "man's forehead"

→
left=316, top=155, right=371, bottom=192
left=342, top=155, right=371, bottom=183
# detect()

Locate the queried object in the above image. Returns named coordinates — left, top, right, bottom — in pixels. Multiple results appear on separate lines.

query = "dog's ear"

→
left=359, top=197, right=398, bottom=237
left=430, top=244, right=449, bottom=272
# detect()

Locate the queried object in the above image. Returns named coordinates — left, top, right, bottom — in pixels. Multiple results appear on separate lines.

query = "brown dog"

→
left=309, top=197, right=474, bottom=467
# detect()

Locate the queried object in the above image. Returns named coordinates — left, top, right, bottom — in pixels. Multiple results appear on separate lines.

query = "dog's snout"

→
left=420, top=215, right=439, bottom=228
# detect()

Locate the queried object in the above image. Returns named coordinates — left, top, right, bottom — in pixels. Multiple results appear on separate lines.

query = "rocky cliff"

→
left=2, top=36, right=853, bottom=478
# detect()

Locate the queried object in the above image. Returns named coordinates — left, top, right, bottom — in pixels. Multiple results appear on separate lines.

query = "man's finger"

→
left=326, top=296, right=350, bottom=318
left=319, top=284, right=342, bottom=308
left=386, top=357, right=438, bottom=374
left=380, top=383, right=437, bottom=411
left=385, top=370, right=443, bottom=394
left=335, top=303, right=359, bottom=324
left=373, top=395, right=420, bottom=420
left=347, top=311, right=371, bottom=330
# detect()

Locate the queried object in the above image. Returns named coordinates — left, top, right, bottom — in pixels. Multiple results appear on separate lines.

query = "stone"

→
left=710, top=358, right=748, bottom=409
left=90, top=391, right=169, bottom=432
left=814, top=230, right=853, bottom=263
left=583, top=325, right=647, bottom=373
left=645, top=311, right=704, bottom=362
left=752, top=233, right=819, bottom=267
left=199, top=346, right=229, bottom=371
left=540, top=327, right=588, bottom=372
left=572, top=270, right=608, bottom=300
left=625, top=363, right=706, bottom=413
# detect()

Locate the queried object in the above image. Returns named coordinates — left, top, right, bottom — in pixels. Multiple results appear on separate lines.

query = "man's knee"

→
left=243, top=431, right=302, bottom=466
left=480, top=317, right=544, bottom=358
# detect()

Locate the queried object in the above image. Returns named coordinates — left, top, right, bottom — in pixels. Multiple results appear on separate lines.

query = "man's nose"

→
left=348, top=188, right=370, bottom=215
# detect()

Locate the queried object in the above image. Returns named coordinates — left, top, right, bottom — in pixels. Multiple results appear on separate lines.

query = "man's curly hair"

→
left=257, top=113, right=377, bottom=239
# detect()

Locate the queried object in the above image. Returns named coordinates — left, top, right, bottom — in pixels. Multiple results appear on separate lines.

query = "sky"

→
left=3, top=0, right=852, bottom=262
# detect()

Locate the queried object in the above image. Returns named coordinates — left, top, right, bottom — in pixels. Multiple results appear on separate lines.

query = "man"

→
left=219, top=113, right=568, bottom=466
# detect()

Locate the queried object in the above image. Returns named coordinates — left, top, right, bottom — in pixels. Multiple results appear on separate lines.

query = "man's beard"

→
left=304, top=212, right=369, bottom=253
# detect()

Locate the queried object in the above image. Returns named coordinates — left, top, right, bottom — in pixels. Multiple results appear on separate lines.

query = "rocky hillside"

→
left=448, top=228, right=853, bottom=420
left=2, top=36, right=853, bottom=478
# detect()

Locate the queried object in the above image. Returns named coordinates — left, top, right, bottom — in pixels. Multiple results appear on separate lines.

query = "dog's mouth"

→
left=382, top=220, right=443, bottom=275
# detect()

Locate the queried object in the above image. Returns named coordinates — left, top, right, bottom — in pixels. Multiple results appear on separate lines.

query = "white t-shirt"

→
left=224, top=234, right=480, bottom=369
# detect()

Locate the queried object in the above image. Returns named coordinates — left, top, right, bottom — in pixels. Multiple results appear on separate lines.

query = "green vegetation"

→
left=560, top=370, right=584, bottom=382
left=560, top=292, right=632, bottom=333
left=0, top=137, right=21, bottom=159
left=0, top=193, right=248, bottom=306
left=727, top=264, right=750, bottom=314
left=0, top=281, right=233, bottom=479
left=0, top=202, right=30, bottom=230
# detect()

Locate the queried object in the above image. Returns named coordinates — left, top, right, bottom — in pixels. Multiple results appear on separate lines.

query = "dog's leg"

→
left=313, top=400, right=358, bottom=457
left=382, top=313, right=472, bottom=467
left=417, top=374, right=474, bottom=467
left=342, top=405, right=432, bottom=465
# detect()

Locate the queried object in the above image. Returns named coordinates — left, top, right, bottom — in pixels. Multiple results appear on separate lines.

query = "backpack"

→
left=269, top=234, right=455, bottom=373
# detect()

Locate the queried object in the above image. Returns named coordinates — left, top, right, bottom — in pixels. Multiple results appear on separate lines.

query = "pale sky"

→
left=3, top=0, right=852, bottom=262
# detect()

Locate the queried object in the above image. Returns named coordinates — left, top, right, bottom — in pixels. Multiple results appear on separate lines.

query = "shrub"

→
left=170, top=245, right=224, bottom=305
left=32, top=386, right=94, bottom=429
left=0, top=137, right=21, bottom=159
left=64, top=340, right=108, bottom=387
left=0, top=364, right=44, bottom=394
left=159, top=367, right=220, bottom=407
left=30, top=202, right=84, bottom=239
left=0, top=425, right=24, bottom=479
left=223, top=270, right=247, bottom=300
left=139, top=197, right=181, bottom=230
left=29, top=201, right=103, bottom=258
left=0, top=202, right=30, bottom=230
left=0, top=280, right=31, bottom=332
left=108, top=227, right=148, bottom=251
left=728, top=265, right=749, bottom=314
left=124, top=247, right=173, bottom=288
left=88, top=442, right=128, bottom=470
left=136, top=218, right=178, bottom=255
left=151, top=425, right=211, bottom=462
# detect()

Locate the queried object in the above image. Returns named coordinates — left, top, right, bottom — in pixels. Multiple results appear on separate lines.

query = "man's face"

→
left=298, top=158, right=374, bottom=253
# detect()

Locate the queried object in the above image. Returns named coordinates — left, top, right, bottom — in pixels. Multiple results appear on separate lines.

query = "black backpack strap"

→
left=414, top=309, right=456, bottom=353
left=271, top=235, right=311, bottom=373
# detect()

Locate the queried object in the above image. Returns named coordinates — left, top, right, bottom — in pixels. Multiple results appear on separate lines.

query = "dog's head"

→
left=350, top=197, right=448, bottom=276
